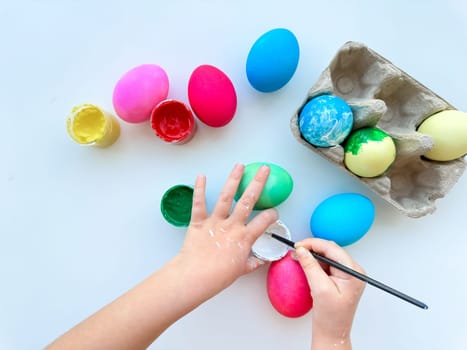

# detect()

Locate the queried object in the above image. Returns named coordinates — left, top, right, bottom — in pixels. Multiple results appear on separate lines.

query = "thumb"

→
left=295, top=246, right=333, bottom=292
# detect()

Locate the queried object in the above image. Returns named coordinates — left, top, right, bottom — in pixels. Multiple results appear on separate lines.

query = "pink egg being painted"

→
left=267, top=251, right=313, bottom=318
left=188, top=65, right=237, bottom=127
left=113, top=64, right=169, bottom=123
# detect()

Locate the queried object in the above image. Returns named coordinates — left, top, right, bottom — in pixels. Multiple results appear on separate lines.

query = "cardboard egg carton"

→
left=290, top=41, right=466, bottom=218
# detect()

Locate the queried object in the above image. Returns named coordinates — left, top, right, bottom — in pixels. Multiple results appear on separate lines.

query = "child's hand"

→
left=176, top=163, right=278, bottom=299
left=295, top=238, right=365, bottom=349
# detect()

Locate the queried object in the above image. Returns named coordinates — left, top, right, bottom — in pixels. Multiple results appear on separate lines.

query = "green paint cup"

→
left=160, top=185, right=194, bottom=227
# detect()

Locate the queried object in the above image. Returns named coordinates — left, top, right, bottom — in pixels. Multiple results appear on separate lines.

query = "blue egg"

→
left=310, top=193, right=374, bottom=246
left=299, top=95, right=353, bottom=147
left=246, top=28, right=300, bottom=92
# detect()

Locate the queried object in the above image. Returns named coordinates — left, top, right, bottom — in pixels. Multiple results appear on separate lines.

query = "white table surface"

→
left=2, top=1, right=467, bottom=349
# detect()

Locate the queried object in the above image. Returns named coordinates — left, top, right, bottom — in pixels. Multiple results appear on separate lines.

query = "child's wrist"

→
left=311, top=326, right=352, bottom=350
left=169, top=254, right=221, bottom=301
left=311, top=334, right=351, bottom=350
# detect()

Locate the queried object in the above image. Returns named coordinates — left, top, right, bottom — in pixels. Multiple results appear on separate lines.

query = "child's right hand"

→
left=295, top=238, right=365, bottom=349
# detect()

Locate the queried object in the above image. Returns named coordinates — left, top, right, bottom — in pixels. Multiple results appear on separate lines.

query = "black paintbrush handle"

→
left=269, top=233, right=428, bottom=310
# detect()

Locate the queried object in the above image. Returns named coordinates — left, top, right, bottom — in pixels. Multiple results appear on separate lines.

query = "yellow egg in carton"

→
left=290, top=41, right=466, bottom=218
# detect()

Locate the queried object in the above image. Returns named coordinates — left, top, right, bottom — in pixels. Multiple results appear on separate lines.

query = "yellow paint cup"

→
left=66, top=104, right=120, bottom=147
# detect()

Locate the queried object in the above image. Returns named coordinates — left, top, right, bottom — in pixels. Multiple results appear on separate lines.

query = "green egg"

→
left=235, top=162, right=293, bottom=209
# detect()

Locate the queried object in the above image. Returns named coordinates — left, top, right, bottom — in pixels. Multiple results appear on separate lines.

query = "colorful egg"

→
left=113, top=64, right=169, bottom=123
left=246, top=28, right=300, bottom=92
left=299, top=95, right=353, bottom=147
left=344, top=127, right=396, bottom=177
left=267, top=251, right=313, bottom=318
left=188, top=65, right=237, bottom=127
left=235, top=162, right=293, bottom=210
left=417, top=110, right=467, bottom=161
left=310, top=193, right=375, bottom=246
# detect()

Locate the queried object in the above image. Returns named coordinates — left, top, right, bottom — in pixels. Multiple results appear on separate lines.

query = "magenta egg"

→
left=113, top=64, right=169, bottom=123
left=187, top=65, right=237, bottom=127
left=267, top=251, right=313, bottom=318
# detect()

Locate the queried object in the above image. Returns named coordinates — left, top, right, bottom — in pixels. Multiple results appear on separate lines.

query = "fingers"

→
left=190, top=174, right=207, bottom=224
left=295, top=246, right=335, bottom=293
left=230, top=165, right=270, bottom=222
left=296, top=238, right=364, bottom=279
left=244, top=208, right=278, bottom=245
left=212, top=164, right=245, bottom=218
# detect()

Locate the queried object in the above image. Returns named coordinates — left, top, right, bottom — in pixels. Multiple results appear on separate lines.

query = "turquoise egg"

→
left=310, top=193, right=374, bottom=246
left=246, top=28, right=300, bottom=92
left=299, top=95, right=353, bottom=147
left=235, top=162, right=293, bottom=209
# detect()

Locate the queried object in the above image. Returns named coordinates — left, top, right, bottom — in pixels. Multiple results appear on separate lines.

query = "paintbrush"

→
left=265, top=231, right=428, bottom=310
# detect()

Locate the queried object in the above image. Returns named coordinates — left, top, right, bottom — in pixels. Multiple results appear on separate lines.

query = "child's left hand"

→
left=176, top=163, right=278, bottom=299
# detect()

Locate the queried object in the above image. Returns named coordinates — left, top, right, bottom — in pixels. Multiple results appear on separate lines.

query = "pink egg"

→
left=267, top=251, right=313, bottom=318
left=187, top=65, right=237, bottom=127
left=113, top=64, right=169, bottom=123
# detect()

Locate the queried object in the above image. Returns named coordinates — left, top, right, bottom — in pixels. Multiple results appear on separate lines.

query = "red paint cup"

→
left=150, top=99, right=196, bottom=144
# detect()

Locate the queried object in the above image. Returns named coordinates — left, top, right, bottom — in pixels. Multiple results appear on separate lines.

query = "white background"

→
left=1, top=1, right=467, bottom=349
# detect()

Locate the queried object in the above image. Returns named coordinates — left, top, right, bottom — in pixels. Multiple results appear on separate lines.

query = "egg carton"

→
left=290, top=41, right=466, bottom=218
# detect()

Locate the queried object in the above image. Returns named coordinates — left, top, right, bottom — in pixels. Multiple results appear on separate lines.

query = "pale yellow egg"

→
left=418, top=110, right=467, bottom=161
